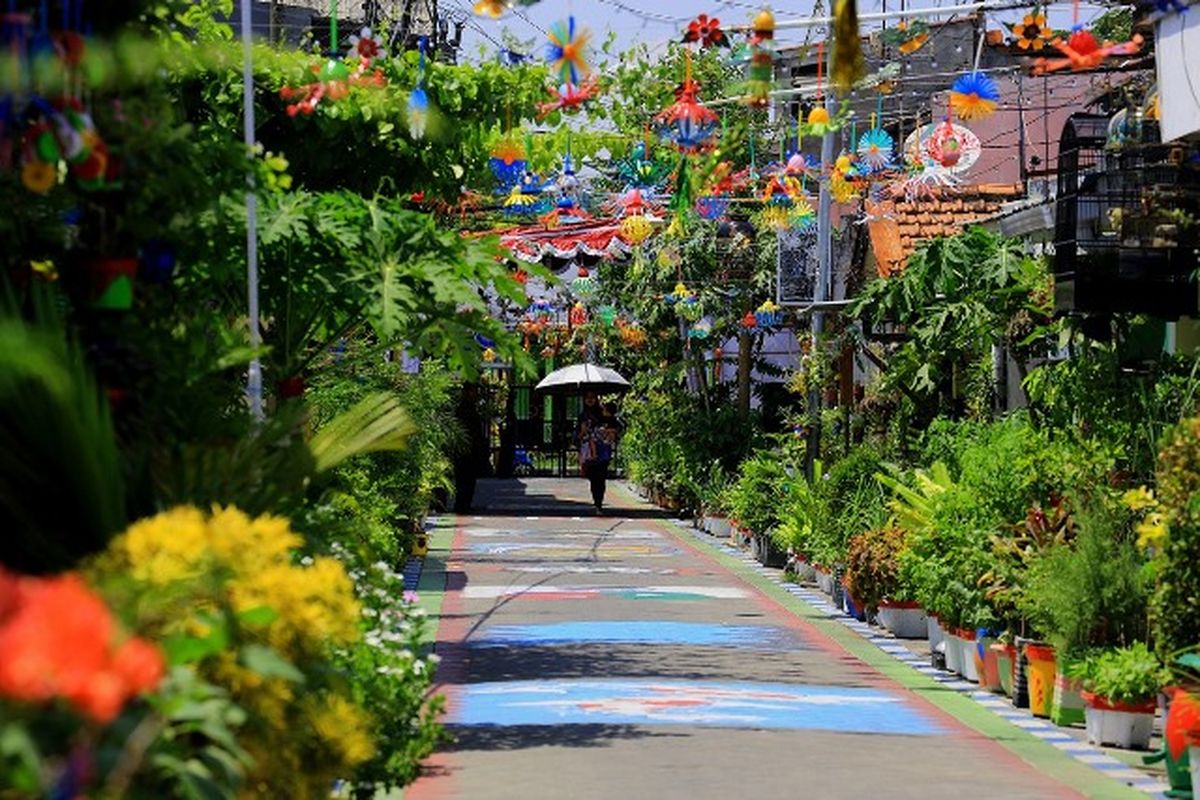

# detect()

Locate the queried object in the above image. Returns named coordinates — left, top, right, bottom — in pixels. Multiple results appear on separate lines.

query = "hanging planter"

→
left=877, top=600, right=927, bottom=639
left=1082, top=692, right=1156, bottom=749
left=84, top=257, right=137, bottom=310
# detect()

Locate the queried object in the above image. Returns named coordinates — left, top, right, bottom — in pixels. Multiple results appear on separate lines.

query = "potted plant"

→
left=1075, top=643, right=1166, bottom=749
left=844, top=526, right=927, bottom=638
left=991, top=636, right=1017, bottom=697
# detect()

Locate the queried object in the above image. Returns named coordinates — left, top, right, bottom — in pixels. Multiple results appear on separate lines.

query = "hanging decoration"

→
left=800, top=44, right=851, bottom=137
left=489, top=136, right=528, bottom=189
left=537, top=77, right=600, bottom=118
left=1010, top=12, right=1054, bottom=51
left=618, top=319, right=649, bottom=348
left=689, top=316, right=714, bottom=339
left=528, top=300, right=556, bottom=324
left=741, top=10, right=777, bottom=108
left=474, top=0, right=510, bottom=18
left=616, top=141, right=672, bottom=191
left=695, top=196, right=730, bottom=220
left=681, top=14, right=730, bottom=48
left=755, top=300, right=783, bottom=329
left=760, top=176, right=795, bottom=231
left=572, top=266, right=596, bottom=296
left=949, top=72, right=1000, bottom=121
left=904, top=120, right=981, bottom=174
left=857, top=127, right=894, bottom=172
left=831, top=0, right=866, bottom=94
left=569, top=302, right=588, bottom=327
left=348, top=28, right=382, bottom=63
left=1032, top=28, right=1143, bottom=75
left=880, top=20, right=930, bottom=55
left=655, top=55, right=720, bottom=154
left=926, top=119, right=964, bottom=168
left=741, top=311, right=758, bottom=329
left=407, top=37, right=430, bottom=139
left=546, top=17, right=591, bottom=85
left=281, top=2, right=385, bottom=117
left=598, top=305, right=618, bottom=327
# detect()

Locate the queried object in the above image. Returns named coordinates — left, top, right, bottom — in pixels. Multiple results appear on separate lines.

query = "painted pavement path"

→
left=407, top=479, right=1141, bottom=800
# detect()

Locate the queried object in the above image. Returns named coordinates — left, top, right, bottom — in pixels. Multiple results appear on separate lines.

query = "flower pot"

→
left=843, top=589, right=866, bottom=622
left=1052, top=669, right=1086, bottom=727
left=944, top=632, right=964, bottom=675
left=1025, top=643, right=1057, bottom=718
left=992, top=643, right=1016, bottom=697
left=793, top=557, right=816, bottom=583
left=878, top=601, right=927, bottom=639
left=85, top=257, right=137, bottom=310
left=710, top=517, right=731, bottom=539
left=958, top=629, right=980, bottom=682
left=978, top=633, right=1002, bottom=692
left=1082, top=692, right=1156, bottom=749
left=815, top=567, right=834, bottom=596
left=1145, top=686, right=1199, bottom=794
left=927, top=614, right=946, bottom=652
left=1189, top=745, right=1199, bottom=798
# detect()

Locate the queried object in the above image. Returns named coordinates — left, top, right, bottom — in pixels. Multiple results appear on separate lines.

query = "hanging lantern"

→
left=572, top=266, right=596, bottom=295
left=569, top=302, right=588, bottom=327
left=678, top=294, right=703, bottom=322
left=489, top=137, right=527, bottom=188
left=949, top=72, right=1000, bottom=121
left=755, top=300, right=783, bottom=329
left=666, top=281, right=693, bottom=306
left=620, top=214, right=655, bottom=245
left=926, top=119, right=963, bottom=168
left=742, top=10, right=777, bottom=108
left=620, top=321, right=648, bottom=349
left=655, top=68, right=720, bottom=154
left=598, top=305, right=618, bottom=327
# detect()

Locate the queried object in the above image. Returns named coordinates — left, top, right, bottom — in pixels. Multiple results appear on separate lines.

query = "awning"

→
left=499, top=220, right=634, bottom=264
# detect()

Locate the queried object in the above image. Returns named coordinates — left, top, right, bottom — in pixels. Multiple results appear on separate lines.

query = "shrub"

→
left=844, top=526, right=910, bottom=614
left=1150, top=416, right=1200, bottom=661
left=1074, top=643, right=1166, bottom=705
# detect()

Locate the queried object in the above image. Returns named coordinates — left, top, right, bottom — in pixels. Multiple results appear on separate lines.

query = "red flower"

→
left=682, top=14, right=729, bottom=48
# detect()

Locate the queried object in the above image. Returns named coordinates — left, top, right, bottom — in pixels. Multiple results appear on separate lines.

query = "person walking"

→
left=575, top=391, right=620, bottom=514
left=453, top=382, right=488, bottom=513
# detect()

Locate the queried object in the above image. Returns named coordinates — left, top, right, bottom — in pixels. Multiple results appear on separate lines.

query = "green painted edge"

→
left=612, top=486, right=1146, bottom=800
left=416, top=518, right=456, bottom=647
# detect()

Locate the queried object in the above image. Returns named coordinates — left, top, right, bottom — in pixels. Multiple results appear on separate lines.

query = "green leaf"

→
left=239, top=644, right=305, bottom=683
left=237, top=605, right=279, bottom=627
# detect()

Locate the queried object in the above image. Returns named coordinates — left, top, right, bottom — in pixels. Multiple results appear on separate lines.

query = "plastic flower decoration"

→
left=857, top=128, right=894, bottom=172
left=474, top=0, right=510, bottom=18
left=1011, top=12, right=1052, bottom=51
left=407, top=38, right=430, bottom=139
left=348, top=27, right=381, bottom=62
left=572, top=266, right=596, bottom=295
left=755, top=300, right=783, bottom=329
left=537, top=77, right=599, bottom=118
left=489, top=137, right=527, bottom=190
left=546, top=16, right=591, bottom=85
left=655, top=75, right=719, bottom=154
left=880, top=20, right=930, bottom=54
left=949, top=72, right=1000, bottom=121
left=681, top=14, right=730, bottom=48
left=1033, top=28, right=1143, bottom=75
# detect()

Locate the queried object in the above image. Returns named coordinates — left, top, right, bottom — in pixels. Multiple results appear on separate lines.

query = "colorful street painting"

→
left=466, top=542, right=680, bottom=558
left=461, top=584, right=749, bottom=601
left=450, top=679, right=946, bottom=735
left=469, top=621, right=804, bottom=650
left=464, top=528, right=663, bottom=540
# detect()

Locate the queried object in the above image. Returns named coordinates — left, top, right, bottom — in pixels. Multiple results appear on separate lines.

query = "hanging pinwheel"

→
left=741, top=10, right=777, bottom=108
left=546, top=17, right=591, bottom=85
left=655, top=62, right=719, bottom=154
left=1032, top=28, right=1143, bottom=75
left=407, top=37, right=430, bottom=139
left=1010, top=12, right=1053, bottom=51
left=857, top=127, right=894, bottom=172
left=682, top=14, right=730, bottom=48
left=949, top=72, right=1000, bottom=121
left=536, top=77, right=600, bottom=119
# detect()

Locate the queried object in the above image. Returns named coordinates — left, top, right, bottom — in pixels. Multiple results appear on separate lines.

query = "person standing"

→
left=453, top=383, right=488, bottom=514
left=575, top=391, right=620, bottom=514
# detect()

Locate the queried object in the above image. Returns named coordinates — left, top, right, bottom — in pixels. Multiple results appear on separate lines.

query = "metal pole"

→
left=806, top=37, right=836, bottom=480
left=241, top=0, right=263, bottom=420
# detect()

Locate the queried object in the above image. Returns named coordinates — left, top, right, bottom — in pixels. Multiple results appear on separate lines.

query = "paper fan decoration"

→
left=856, top=128, right=894, bottom=171
left=682, top=14, right=729, bottom=48
left=949, top=72, right=1000, bottom=121
left=904, top=121, right=980, bottom=174
left=655, top=72, right=719, bottom=154
left=546, top=16, right=591, bottom=85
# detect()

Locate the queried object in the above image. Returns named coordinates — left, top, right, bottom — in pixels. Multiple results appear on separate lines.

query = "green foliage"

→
left=1073, top=643, right=1166, bottom=705
left=727, top=450, right=791, bottom=535
left=1150, top=416, right=1200, bottom=661
left=844, top=526, right=911, bottom=614
left=1021, top=496, right=1150, bottom=658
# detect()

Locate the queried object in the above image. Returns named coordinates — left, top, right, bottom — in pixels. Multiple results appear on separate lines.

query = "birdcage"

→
left=1053, top=113, right=1200, bottom=318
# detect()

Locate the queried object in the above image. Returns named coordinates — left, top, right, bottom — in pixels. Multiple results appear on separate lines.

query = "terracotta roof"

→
left=867, top=183, right=1025, bottom=276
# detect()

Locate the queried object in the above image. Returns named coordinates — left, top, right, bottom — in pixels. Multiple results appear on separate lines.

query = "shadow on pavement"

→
left=445, top=724, right=689, bottom=752
left=468, top=478, right=677, bottom=520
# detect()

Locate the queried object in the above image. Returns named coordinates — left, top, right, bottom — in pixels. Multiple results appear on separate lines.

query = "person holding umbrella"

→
left=576, top=390, right=621, bottom=514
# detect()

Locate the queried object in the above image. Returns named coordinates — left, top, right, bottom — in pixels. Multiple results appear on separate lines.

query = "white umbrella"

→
left=535, top=363, right=631, bottom=395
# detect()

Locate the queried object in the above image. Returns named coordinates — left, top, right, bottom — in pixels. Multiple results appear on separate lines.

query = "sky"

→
left=454, top=0, right=1121, bottom=63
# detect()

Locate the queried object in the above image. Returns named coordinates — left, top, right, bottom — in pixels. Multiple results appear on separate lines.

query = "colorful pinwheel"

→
left=949, top=72, right=1000, bottom=121
left=536, top=77, right=599, bottom=118
left=546, top=16, right=591, bottom=85
left=856, top=128, right=894, bottom=172
left=681, top=14, right=730, bottom=48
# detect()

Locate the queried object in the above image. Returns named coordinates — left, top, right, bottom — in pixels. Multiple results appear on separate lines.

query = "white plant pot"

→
left=710, top=518, right=731, bottom=538
left=927, top=616, right=946, bottom=653
left=1190, top=746, right=1200, bottom=794
left=959, top=636, right=980, bottom=682
left=944, top=634, right=963, bottom=675
left=878, top=604, right=928, bottom=639
left=1084, top=707, right=1155, bottom=750
left=794, top=560, right=816, bottom=583
left=815, top=570, right=834, bottom=596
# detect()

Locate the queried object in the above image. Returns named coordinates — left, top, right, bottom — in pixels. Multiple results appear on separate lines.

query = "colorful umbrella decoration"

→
left=407, top=37, right=430, bottom=139
left=1010, top=12, right=1053, bottom=51
left=949, top=72, right=1000, bottom=121
left=681, top=14, right=730, bottom=48
left=741, top=10, right=777, bottom=108
left=546, top=16, right=591, bottom=85
left=655, top=64, right=719, bottom=154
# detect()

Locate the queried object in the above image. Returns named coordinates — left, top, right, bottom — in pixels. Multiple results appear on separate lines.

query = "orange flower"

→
left=0, top=572, right=164, bottom=723
left=1012, top=14, right=1051, bottom=51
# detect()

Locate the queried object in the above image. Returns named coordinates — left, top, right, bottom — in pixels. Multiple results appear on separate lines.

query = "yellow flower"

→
left=1136, top=511, right=1168, bottom=550
left=1122, top=486, right=1157, bottom=512
left=305, top=693, right=376, bottom=766
left=116, top=506, right=212, bottom=583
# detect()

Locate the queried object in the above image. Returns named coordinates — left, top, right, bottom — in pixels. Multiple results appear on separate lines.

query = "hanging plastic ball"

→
left=620, top=214, right=655, bottom=245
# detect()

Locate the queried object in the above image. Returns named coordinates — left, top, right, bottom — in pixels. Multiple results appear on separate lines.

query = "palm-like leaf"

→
left=309, top=392, right=414, bottom=473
